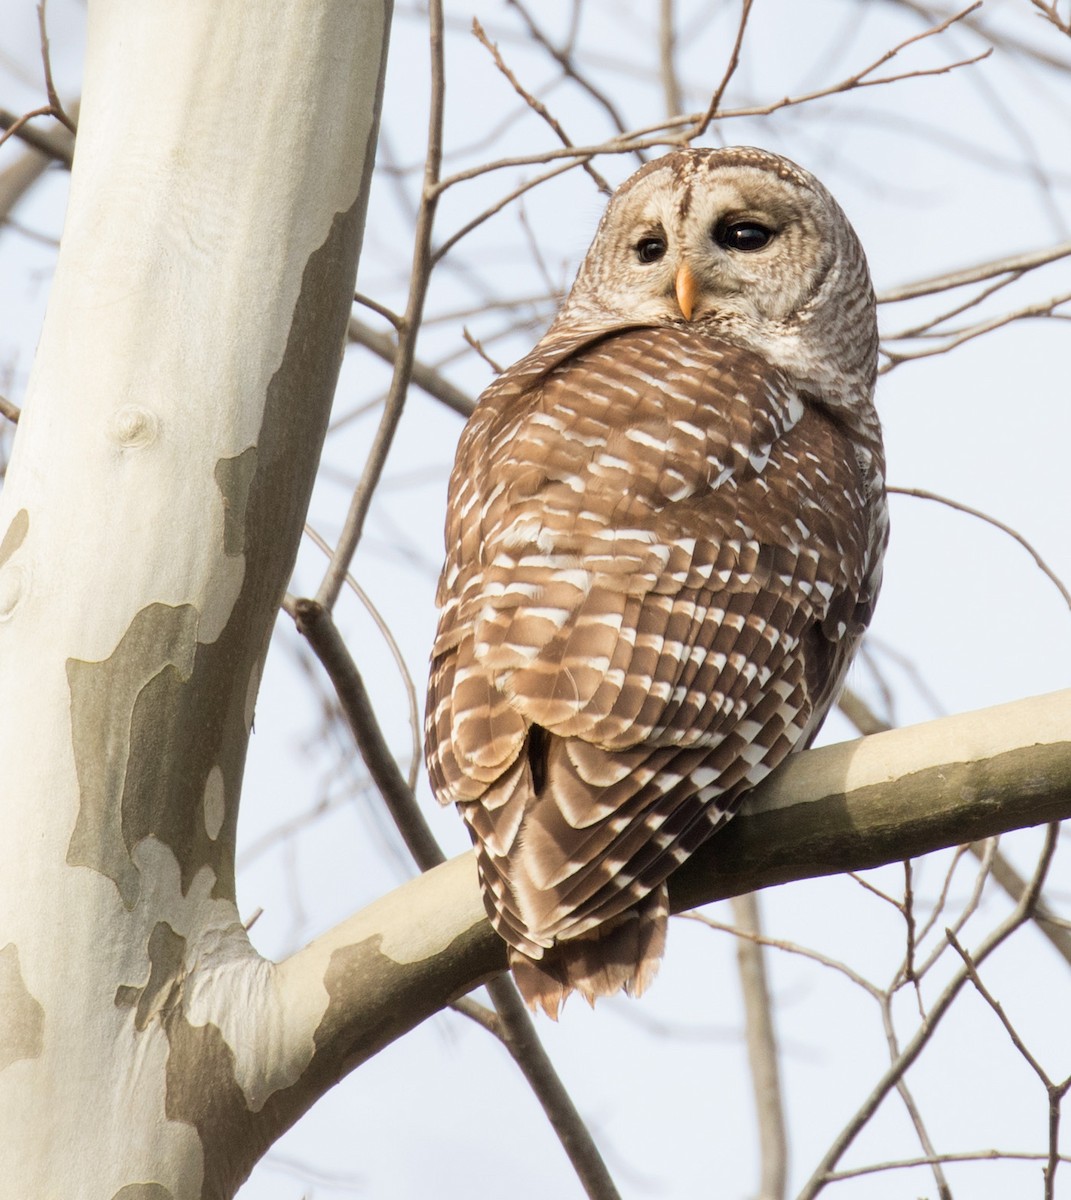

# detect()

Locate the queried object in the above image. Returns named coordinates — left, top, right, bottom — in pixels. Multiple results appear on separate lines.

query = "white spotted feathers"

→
left=425, top=147, right=887, bottom=1017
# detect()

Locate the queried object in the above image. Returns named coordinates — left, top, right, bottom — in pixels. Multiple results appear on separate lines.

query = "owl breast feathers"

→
left=425, top=146, right=888, bottom=1018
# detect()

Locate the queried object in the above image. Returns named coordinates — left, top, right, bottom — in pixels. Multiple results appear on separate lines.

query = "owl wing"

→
left=426, top=324, right=885, bottom=1013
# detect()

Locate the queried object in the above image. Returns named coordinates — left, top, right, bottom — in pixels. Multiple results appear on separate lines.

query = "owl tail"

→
left=508, top=884, right=669, bottom=1020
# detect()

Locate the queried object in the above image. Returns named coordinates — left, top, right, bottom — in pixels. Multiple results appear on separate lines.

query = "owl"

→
left=425, top=146, right=887, bottom=1018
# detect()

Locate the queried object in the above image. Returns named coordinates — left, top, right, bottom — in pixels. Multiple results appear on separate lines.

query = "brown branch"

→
left=315, top=2, right=447, bottom=611
left=1029, top=0, right=1071, bottom=36
left=462, top=327, right=503, bottom=374
left=880, top=291, right=1071, bottom=370
left=504, top=0, right=637, bottom=149
left=659, top=0, right=684, bottom=119
left=888, top=487, right=1071, bottom=612
left=0, top=395, right=21, bottom=425
left=823, top=1149, right=1071, bottom=1183
left=288, top=597, right=445, bottom=871
left=688, top=0, right=754, bottom=140
left=967, top=840, right=1071, bottom=970
left=0, top=106, right=58, bottom=156
left=36, top=0, right=76, bottom=134
left=472, top=17, right=611, bottom=195
left=797, top=823, right=1060, bottom=1198
left=483, top=975, right=623, bottom=1200
left=876, top=241, right=1071, bottom=304
left=730, top=892, right=788, bottom=1200
left=353, top=291, right=404, bottom=331
left=286, top=593, right=623, bottom=1200
left=347, top=316, right=475, bottom=417
left=433, top=151, right=591, bottom=264
left=947, top=931, right=1071, bottom=1200
left=0, top=106, right=73, bottom=165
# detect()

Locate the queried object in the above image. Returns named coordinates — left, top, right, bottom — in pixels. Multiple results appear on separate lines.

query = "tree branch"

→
left=276, top=688, right=1071, bottom=1077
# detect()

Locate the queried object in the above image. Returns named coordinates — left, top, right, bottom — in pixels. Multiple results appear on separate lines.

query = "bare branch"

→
left=658, top=0, right=684, bottom=119
left=888, top=487, right=1071, bottom=613
left=36, top=1, right=76, bottom=134
left=876, top=241, right=1071, bottom=304
left=504, top=0, right=636, bottom=148
left=316, top=1, right=447, bottom=611
left=0, top=395, right=21, bottom=425
left=968, top=840, right=1071, bottom=970
left=0, top=106, right=73, bottom=164
left=731, top=892, right=788, bottom=1200
left=823, top=1149, right=1071, bottom=1183
left=796, top=824, right=1060, bottom=1199
left=288, top=596, right=444, bottom=871
left=347, top=316, right=475, bottom=417
left=483, top=975, right=624, bottom=1200
left=688, top=0, right=754, bottom=140
left=288, top=588, right=623, bottom=1199
left=472, top=17, right=612, bottom=195
left=881, top=291, right=1071, bottom=370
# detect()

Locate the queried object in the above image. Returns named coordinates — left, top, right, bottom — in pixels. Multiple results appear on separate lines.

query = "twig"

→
left=730, top=892, right=788, bottom=1200
left=658, top=0, right=684, bottom=119
left=900, top=860, right=924, bottom=1018
left=504, top=0, right=637, bottom=150
left=433, top=153, right=590, bottom=265
left=0, top=106, right=73, bottom=164
left=913, top=843, right=975, bottom=946
left=0, top=395, right=21, bottom=425
left=302, top=522, right=422, bottom=788
left=36, top=1, right=76, bottom=134
left=891, top=0, right=1071, bottom=71
left=877, top=997, right=952, bottom=1200
left=876, top=241, right=1071, bottom=305
left=472, top=18, right=612, bottom=195
left=1030, top=0, right=1071, bottom=35
left=449, top=995, right=499, bottom=1032
left=683, top=913, right=883, bottom=1000
left=948, top=931, right=1071, bottom=1200
left=483, top=974, right=624, bottom=1200
left=888, top=487, right=1071, bottom=612
left=347, top=317, right=475, bottom=418
left=687, top=0, right=754, bottom=140
left=968, top=840, right=1071, bottom=970
left=287, top=597, right=444, bottom=870
left=0, top=106, right=57, bottom=156
left=433, top=28, right=990, bottom=196
left=316, top=2, right=447, bottom=611
left=881, top=291, right=1071, bottom=370
left=463, top=327, right=504, bottom=374
left=822, top=1149, right=1071, bottom=1182
left=354, top=292, right=405, bottom=331
left=796, top=824, right=1060, bottom=1199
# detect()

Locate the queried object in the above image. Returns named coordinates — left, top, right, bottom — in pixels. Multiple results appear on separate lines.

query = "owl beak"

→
left=674, top=263, right=697, bottom=321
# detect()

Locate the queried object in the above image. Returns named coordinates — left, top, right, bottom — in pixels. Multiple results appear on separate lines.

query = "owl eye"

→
left=716, top=221, right=773, bottom=252
left=636, top=236, right=667, bottom=264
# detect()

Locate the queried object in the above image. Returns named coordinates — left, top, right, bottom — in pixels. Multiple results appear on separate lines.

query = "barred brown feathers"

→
left=425, top=147, right=887, bottom=1017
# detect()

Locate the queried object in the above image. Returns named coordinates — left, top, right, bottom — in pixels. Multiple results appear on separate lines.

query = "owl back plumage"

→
left=425, top=148, right=887, bottom=1017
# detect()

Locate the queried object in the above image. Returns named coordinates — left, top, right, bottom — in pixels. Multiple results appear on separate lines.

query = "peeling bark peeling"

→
left=0, top=2, right=391, bottom=1196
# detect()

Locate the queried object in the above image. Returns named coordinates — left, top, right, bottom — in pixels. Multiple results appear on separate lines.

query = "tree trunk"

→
left=0, top=3, right=391, bottom=1196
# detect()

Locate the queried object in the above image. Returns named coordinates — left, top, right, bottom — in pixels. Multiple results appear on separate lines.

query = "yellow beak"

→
left=675, top=263, right=697, bottom=322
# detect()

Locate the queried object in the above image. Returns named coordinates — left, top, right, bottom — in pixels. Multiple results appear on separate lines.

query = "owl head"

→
left=551, top=146, right=877, bottom=408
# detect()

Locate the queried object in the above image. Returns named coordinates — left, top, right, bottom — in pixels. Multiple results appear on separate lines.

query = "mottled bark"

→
left=0, top=2, right=391, bottom=1196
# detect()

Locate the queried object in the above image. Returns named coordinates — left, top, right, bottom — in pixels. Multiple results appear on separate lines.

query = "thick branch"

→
left=278, top=689, right=1071, bottom=1070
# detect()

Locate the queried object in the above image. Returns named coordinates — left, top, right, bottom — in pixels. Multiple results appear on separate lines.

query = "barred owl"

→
left=426, top=146, right=887, bottom=1018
